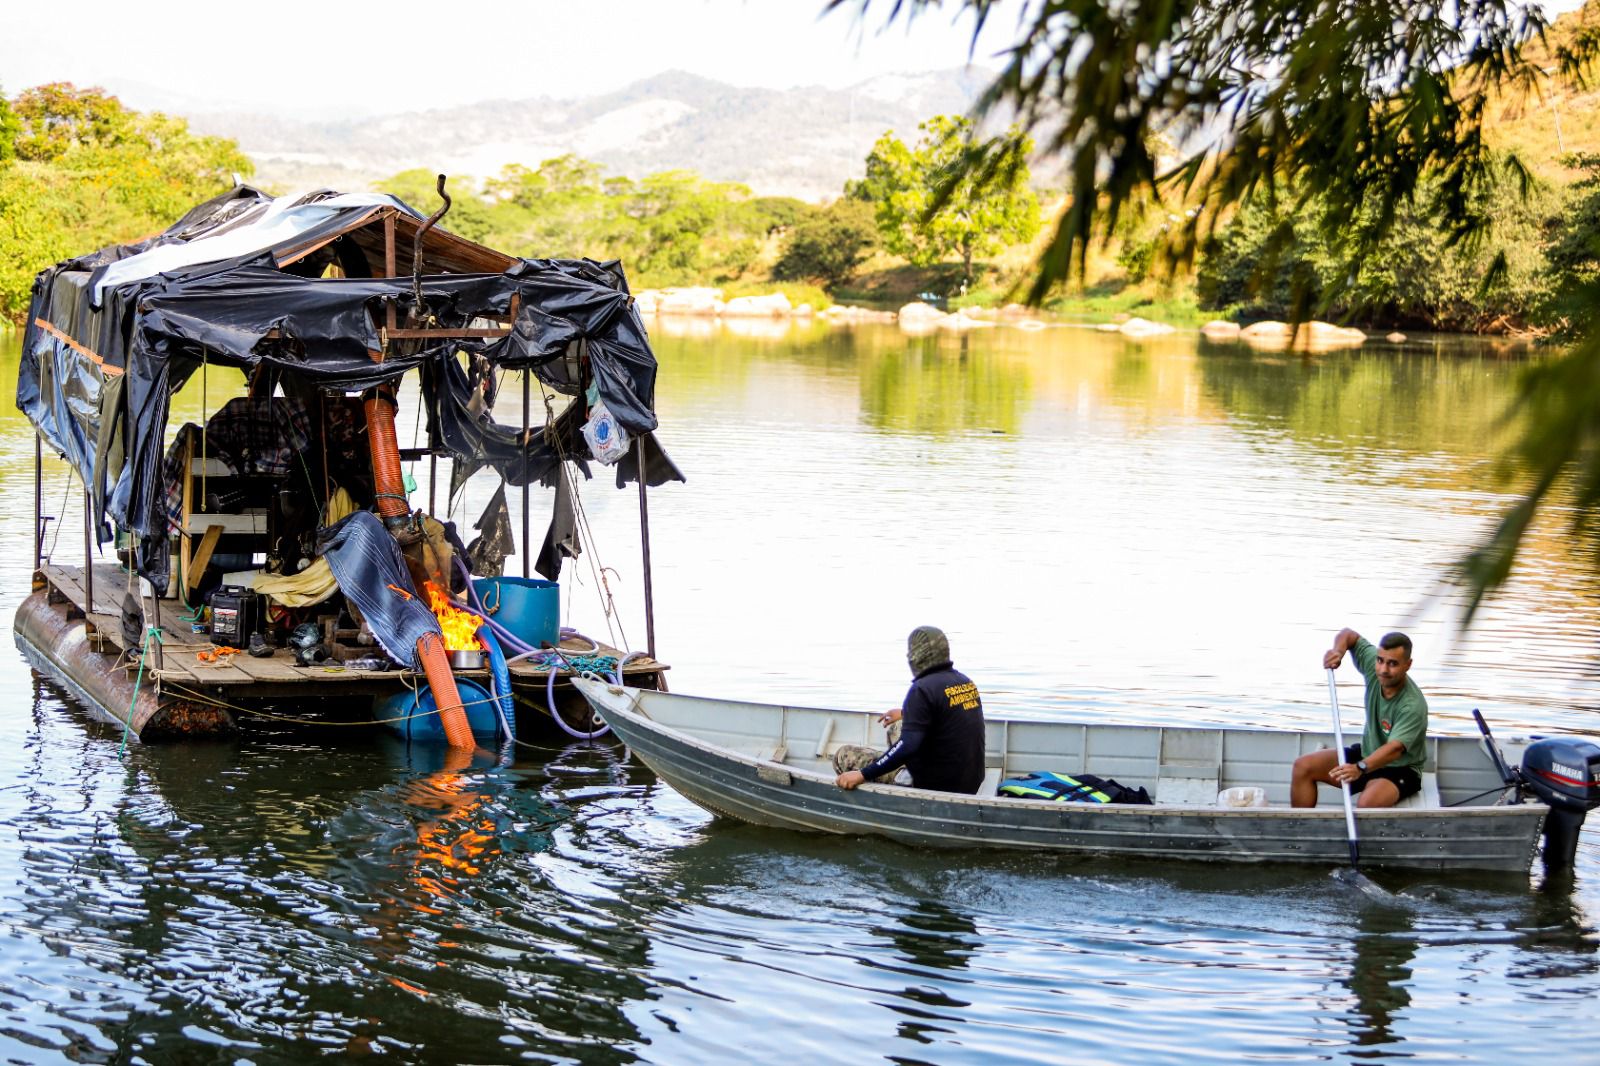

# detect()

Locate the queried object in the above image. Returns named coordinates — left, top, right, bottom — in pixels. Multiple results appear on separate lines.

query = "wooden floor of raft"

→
left=38, top=562, right=666, bottom=694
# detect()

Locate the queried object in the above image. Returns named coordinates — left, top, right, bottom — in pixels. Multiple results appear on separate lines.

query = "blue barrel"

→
left=473, top=577, right=559, bottom=648
left=373, top=678, right=502, bottom=744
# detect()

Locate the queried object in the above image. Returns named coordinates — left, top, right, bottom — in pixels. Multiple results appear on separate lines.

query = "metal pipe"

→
left=637, top=434, right=657, bottom=660
left=429, top=453, right=437, bottom=517
left=522, top=370, right=530, bottom=580
left=32, top=432, right=41, bottom=572
left=411, top=174, right=451, bottom=318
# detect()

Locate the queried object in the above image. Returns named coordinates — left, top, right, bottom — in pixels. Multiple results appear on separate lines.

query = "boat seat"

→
left=979, top=766, right=1004, bottom=798
left=1394, top=770, right=1440, bottom=809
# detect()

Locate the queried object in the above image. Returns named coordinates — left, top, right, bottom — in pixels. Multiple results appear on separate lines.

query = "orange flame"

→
left=423, top=581, right=486, bottom=652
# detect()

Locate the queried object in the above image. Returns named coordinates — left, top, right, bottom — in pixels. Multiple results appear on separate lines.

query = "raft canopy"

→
left=18, top=183, right=683, bottom=593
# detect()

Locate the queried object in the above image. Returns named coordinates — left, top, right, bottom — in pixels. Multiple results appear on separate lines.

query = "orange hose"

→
left=366, top=382, right=471, bottom=749
left=417, top=631, right=475, bottom=750
left=365, top=387, right=408, bottom=521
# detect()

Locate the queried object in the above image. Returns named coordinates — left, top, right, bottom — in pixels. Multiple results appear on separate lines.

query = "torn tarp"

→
left=318, top=510, right=441, bottom=671
left=18, top=185, right=680, bottom=594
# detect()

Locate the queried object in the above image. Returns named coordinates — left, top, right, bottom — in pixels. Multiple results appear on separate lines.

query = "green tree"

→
left=1196, top=175, right=1557, bottom=331
left=773, top=199, right=877, bottom=288
left=1542, top=153, right=1600, bottom=335
left=859, top=114, right=1040, bottom=288
left=839, top=0, right=1600, bottom=616
left=0, top=84, right=251, bottom=322
left=0, top=86, right=19, bottom=164
left=12, top=83, right=129, bottom=161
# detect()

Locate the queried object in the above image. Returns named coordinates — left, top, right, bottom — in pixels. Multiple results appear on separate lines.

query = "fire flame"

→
left=423, top=581, right=485, bottom=652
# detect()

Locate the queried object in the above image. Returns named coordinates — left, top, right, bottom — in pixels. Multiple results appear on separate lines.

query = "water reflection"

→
left=1343, top=904, right=1417, bottom=1046
left=5, top=317, right=1600, bottom=1063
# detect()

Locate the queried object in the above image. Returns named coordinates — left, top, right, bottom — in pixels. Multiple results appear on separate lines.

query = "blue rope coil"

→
left=525, top=652, right=618, bottom=675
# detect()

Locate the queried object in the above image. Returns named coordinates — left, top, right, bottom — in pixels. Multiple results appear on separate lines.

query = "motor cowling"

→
left=1521, top=738, right=1600, bottom=811
left=1519, top=737, right=1600, bottom=872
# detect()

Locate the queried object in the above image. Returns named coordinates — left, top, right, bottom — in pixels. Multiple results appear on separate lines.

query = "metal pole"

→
left=32, top=433, right=41, bottom=572
left=521, top=370, right=530, bottom=580
left=82, top=485, right=94, bottom=617
left=637, top=434, right=656, bottom=660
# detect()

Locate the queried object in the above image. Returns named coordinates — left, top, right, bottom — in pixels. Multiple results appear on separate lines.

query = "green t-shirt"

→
left=1350, top=637, right=1428, bottom=771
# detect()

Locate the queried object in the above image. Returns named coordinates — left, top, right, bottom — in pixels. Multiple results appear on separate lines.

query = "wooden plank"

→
left=183, top=513, right=265, bottom=536
left=381, top=328, right=511, bottom=339
left=186, top=524, right=225, bottom=594
left=179, top=431, right=194, bottom=601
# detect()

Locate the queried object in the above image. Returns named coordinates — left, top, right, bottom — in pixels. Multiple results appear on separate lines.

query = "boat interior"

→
left=618, top=688, right=1528, bottom=811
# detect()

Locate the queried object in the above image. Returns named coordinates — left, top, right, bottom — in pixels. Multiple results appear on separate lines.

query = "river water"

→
left=0, top=320, right=1595, bottom=1064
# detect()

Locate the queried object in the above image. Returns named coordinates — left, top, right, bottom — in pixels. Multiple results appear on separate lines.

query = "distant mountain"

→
left=177, top=68, right=998, bottom=201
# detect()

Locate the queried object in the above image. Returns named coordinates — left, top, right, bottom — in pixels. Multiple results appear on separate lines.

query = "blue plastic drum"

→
left=374, top=678, right=502, bottom=743
left=473, top=577, right=560, bottom=648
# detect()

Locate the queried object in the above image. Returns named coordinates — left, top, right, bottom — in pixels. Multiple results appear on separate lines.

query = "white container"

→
left=1218, top=786, right=1268, bottom=808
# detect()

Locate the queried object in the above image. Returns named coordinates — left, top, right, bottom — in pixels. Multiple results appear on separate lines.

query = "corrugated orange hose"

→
left=365, top=387, right=410, bottom=523
left=417, top=631, right=475, bottom=750
left=366, top=384, right=474, bottom=749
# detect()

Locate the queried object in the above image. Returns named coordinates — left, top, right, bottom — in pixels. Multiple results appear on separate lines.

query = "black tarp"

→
left=18, top=186, right=683, bottom=593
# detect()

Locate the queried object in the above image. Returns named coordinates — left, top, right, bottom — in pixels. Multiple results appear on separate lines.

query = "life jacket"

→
left=998, top=771, right=1152, bottom=805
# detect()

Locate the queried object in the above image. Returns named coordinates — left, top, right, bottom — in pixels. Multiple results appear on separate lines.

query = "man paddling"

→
left=834, top=626, right=987, bottom=795
left=1292, top=629, right=1428, bottom=808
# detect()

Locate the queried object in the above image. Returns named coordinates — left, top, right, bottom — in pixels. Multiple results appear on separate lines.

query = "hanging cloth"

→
left=535, top=464, right=581, bottom=581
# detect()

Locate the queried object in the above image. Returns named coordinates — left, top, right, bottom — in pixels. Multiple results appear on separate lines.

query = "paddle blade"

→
left=1330, top=866, right=1389, bottom=899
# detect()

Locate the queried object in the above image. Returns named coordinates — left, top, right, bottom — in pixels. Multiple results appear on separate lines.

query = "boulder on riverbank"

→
left=722, top=292, right=792, bottom=317
left=1118, top=316, right=1175, bottom=337
left=638, top=287, right=725, bottom=316
left=820, top=304, right=897, bottom=322
left=1200, top=320, right=1241, bottom=340
left=1239, top=320, right=1366, bottom=350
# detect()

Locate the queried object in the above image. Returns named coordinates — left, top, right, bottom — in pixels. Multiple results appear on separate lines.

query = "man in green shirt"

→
left=1291, top=628, right=1429, bottom=808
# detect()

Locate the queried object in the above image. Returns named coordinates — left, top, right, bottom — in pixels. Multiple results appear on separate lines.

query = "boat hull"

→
left=577, top=680, right=1548, bottom=873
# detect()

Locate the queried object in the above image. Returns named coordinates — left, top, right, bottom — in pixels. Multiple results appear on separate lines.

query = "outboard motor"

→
left=1520, top=737, right=1600, bottom=870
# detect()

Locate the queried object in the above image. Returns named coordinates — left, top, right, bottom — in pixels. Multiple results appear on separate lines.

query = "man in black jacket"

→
left=834, top=626, right=987, bottom=795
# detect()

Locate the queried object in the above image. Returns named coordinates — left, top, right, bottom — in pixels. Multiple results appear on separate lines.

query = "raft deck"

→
left=28, top=561, right=665, bottom=707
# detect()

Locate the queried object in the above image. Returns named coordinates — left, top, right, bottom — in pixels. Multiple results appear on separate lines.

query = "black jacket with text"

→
left=861, top=663, right=986, bottom=794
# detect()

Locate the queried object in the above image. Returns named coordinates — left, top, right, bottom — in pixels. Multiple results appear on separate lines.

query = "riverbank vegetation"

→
left=3, top=13, right=1599, bottom=343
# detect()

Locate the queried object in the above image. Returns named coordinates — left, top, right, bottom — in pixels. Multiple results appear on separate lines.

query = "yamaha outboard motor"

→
left=1520, top=738, right=1600, bottom=870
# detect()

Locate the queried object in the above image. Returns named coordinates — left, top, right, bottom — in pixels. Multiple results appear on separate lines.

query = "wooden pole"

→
left=82, top=485, right=93, bottom=618
left=32, top=433, right=41, bottom=572
left=521, top=370, right=530, bottom=580
left=637, top=434, right=656, bottom=660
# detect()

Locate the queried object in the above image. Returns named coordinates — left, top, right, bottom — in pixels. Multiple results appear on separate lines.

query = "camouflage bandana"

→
left=907, top=625, right=950, bottom=675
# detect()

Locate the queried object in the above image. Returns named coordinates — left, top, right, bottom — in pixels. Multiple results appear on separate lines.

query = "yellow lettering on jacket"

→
left=943, top=682, right=979, bottom=711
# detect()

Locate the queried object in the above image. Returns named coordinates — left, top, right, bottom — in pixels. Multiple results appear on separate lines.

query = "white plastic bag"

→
left=1217, top=786, right=1268, bottom=808
left=581, top=399, right=630, bottom=466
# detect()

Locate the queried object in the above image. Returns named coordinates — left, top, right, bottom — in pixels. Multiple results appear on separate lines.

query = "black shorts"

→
left=1344, top=744, right=1422, bottom=800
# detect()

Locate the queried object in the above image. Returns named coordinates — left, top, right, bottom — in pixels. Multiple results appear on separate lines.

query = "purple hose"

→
left=454, top=557, right=610, bottom=740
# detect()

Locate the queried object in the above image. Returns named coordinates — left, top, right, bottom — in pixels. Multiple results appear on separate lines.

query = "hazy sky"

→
left=0, top=0, right=1027, bottom=118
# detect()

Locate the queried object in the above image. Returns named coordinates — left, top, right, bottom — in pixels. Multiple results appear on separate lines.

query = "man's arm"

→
left=837, top=697, right=927, bottom=790
left=1322, top=628, right=1361, bottom=670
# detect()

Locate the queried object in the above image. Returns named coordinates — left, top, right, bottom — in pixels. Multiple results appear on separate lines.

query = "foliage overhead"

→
left=858, top=114, right=1040, bottom=286
left=837, top=0, right=1600, bottom=620
left=836, top=1, right=1596, bottom=300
